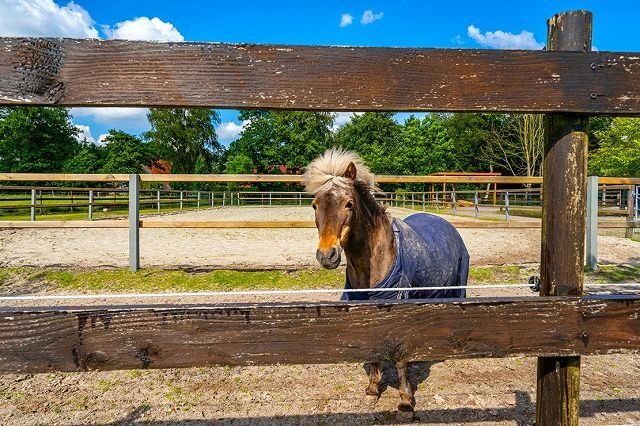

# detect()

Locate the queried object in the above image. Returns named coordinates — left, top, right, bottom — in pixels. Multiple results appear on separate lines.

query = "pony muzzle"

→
left=316, top=246, right=342, bottom=269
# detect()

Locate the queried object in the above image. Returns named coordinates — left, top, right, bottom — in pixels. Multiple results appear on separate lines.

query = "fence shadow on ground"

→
left=84, top=390, right=639, bottom=426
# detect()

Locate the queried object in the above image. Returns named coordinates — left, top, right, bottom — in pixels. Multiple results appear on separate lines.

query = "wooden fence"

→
left=1, top=10, right=640, bottom=425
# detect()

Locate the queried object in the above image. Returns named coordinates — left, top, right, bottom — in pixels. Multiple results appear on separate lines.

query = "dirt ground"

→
left=1, top=206, right=639, bottom=425
left=0, top=206, right=638, bottom=269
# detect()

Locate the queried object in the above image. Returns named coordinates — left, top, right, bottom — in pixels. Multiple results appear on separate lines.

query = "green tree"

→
left=482, top=114, right=544, bottom=177
left=228, top=110, right=334, bottom=173
left=63, top=143, right=105, bottom=174
left=442, top=113, right=497, bottom=172
left=334, top=112, right=401, bottom=174
left=225, top=153, right=255, bottom=174
left=100, top=130, right=153, bottom=174
left=0, top=107, right=79, bottom=172
left=396, top=114, right=458, bottom=176
left=145, top=108, right=224, bottom=174
left=589, top=117, right=640, bottom=177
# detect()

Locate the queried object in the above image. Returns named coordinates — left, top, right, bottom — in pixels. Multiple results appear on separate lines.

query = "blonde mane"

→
left=303, top=148, right=375, bottom=194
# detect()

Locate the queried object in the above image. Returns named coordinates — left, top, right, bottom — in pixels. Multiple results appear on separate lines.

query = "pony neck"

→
left=343, top=190, right=396, bottom=289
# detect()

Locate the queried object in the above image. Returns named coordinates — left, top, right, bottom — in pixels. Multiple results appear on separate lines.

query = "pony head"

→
left=303, top=148, right=375, bottom=269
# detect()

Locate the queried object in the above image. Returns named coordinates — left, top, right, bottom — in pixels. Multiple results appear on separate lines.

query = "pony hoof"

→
left=396, top=409, right=415, bottom=422
left=365, top=388, right=381, bottom=397
left=397, top=402, right=415, bottom=412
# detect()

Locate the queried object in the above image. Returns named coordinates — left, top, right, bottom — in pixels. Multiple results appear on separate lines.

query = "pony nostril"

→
left=329, top=248, right=337, bottom=259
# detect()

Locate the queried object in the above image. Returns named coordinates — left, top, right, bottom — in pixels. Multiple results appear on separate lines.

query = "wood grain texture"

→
left=1, top=38, right=640, bottom=113
left=537, top=11, right=591, bottom=426
left=0, top=296, right=638, bottom=373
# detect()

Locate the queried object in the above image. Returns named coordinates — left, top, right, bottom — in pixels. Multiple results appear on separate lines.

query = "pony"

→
left=303, top=148, right=469, bottom=413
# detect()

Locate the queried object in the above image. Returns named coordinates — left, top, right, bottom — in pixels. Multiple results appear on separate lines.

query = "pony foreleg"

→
left=365, top=362, right=382, bottom=397
left=396, top=361, right=415, bottom=412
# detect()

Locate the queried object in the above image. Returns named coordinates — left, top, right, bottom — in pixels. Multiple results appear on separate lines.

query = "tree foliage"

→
left=589, top=117, right=640, bottom=177
left=482, top=114, right=544, bottom=177
left=145, top=108, right=224, bottom=174
left=334, top=112, right=401, bottom=174
left=100, top=130, right=155, bottom=174
left=228, top=111, right=334, bottom=173
left=0, top=107, right=79, bottom=172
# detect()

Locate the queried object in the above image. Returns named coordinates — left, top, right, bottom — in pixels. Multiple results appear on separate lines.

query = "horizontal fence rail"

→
left=2, top=173, right=639, bottom=185
left=0, top=295, right=638, bottom=373
left=0, top=220, right=636, bottom=229
left=2, top=39, right=640, bottom=114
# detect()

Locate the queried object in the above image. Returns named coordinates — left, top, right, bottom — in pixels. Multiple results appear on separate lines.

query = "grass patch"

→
left=43, top=268, right=345, bottom=293
left=588, top=265, right=640, bottom=283
left=468, top=265, right=526, bottom=284
left=508, top=208, right=542, bottom=219
left=1, top=264, right=638, bottom=294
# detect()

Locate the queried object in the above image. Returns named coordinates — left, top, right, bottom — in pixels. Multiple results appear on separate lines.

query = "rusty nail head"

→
left=590, top=93, right=598, bottom=100
left=590, top=63, right=597, bottom=70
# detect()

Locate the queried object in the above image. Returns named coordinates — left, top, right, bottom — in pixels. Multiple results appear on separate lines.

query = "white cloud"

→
left=467, top=25, right=544, bottom=50
left=0, top=0, right=98, bottom=37
left=361, top=10, right=383, bottom=25
left=71, top=107, right=149, bottom=127
left=339, top=13, right=353, bottom=28
left=97, top=133, right=109, bottom=145
left=104, top=16, right=184, bottom=41
left=74, top=124, right=95, bottom=144
left=331, top=112, right=363, bottom=131
left=450, top=35, right=465, bottom=45
left=216, top=120, right=249, bottom=142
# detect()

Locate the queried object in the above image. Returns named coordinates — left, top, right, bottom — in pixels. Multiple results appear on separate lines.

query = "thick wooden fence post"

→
left=537, top=10, right=592, bottom=426
left=129, top=174, right=140, bottom=272
left=586, top=176, right=598, bottom=270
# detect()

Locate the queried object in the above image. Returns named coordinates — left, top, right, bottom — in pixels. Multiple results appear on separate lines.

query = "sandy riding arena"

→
left=0, top=206, right=638, bottom=269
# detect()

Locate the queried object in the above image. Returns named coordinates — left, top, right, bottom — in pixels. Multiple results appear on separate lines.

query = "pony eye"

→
left=345, top=201, right=354, bottom=210
left=312, top=203, right=317, bottom=210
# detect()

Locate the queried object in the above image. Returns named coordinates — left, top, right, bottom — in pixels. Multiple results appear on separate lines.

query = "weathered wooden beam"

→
left=1, top=38, right=640, bottom=113
left=0, top=296, right=638, bottom=374
left=538, top=10, right=592, bottom=426
left=0, top=173, right=129, bottom=182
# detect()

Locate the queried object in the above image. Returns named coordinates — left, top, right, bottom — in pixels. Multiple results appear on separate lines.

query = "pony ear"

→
left=344, top=162, right=357, bottom=180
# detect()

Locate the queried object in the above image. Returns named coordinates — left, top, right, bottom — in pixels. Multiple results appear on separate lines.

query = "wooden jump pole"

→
left=537, top=10, right=592, bottom=426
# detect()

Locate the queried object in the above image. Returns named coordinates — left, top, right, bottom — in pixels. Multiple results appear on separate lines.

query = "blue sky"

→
left=2, top=0, right=640, bottom=145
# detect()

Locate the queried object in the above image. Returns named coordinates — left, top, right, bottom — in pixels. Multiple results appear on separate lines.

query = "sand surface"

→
left=1, top=206, right=638, bottom=270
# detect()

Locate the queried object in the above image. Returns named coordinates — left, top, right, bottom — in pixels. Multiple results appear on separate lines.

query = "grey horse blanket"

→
left=341, top=213, right=469, bottom=301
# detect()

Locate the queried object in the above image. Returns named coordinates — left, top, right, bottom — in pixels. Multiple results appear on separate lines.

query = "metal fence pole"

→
left=422, top=193, right=425, bottom=212
left=474, top=192, right=479, bottom=220
left=30, top=188, right=36, bottom=221
left=129, top=174, right=140, bottom=272
left=211, top=192, right=214, bottom=207
left=435, top=193, right=439, bottom=213
left=157, top=190, right=161, bottom=213
left=586, top=176, right=598, bottom=270
left=197, top=191, right=201, bottom=210
left=179, top=191, right=183, bottom=211
left=411, top=193, right=415, bottom=209
left=88, top=190, right=94, bottom=220
left=452, top=192, right=457, bottom=215
left=505, top=191, right=510, bottom=223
